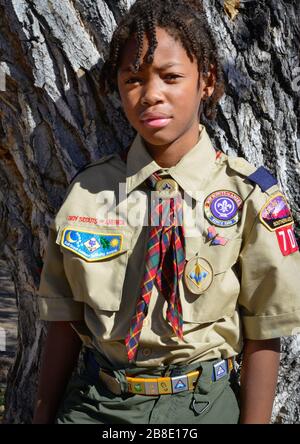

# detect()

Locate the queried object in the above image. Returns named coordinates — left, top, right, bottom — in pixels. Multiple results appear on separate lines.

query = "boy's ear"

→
left=201, top=64, right=217, bottom=99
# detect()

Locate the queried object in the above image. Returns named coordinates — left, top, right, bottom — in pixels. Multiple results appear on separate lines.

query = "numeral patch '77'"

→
left=276, top=225, right=299, bottom=256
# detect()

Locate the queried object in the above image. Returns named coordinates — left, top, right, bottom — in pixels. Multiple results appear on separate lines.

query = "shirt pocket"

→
left=181, top=237, right=243, bottom=323
left=56, top=225, right=132, bottom=312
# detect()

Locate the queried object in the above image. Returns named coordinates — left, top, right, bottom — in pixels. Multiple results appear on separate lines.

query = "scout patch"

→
left=207, top=226, right=229, bottom=246
left=213, top=360, right=228, bottom=381
left=259, top=192, right=294, bottom=231
left=204, top=190, right=243, bottom=227
left=184, top=256, right=213, bottom=295
left=275, top=224, right=299, bottom=256
left=172, top=376, right=188, bottom=393
left=61, top=227, right=123, bottom=261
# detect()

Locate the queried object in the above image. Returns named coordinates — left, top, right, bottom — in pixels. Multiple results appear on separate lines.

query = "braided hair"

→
left=100, top=0, right=224, bottom=120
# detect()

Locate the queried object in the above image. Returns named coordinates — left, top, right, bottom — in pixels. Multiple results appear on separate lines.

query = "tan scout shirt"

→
left=38, top=126, right=300, bottom=368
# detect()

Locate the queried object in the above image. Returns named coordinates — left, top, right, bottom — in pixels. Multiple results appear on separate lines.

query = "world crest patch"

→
left=61, top=228, right=123, bottom=261
left=204, top=190, right=243, bottom=228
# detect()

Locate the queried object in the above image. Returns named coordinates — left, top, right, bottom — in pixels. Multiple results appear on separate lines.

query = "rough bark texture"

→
left=0, top=0, right=299, bottom=424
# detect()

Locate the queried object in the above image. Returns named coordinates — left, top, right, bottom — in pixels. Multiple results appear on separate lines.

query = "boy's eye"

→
left=125, top=77, right=142, bottom=85
left=164, top=74, right=182, bottom=81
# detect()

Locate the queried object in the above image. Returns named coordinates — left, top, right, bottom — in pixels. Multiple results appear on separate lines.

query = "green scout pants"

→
left=56, top=350, right=240, bottom=424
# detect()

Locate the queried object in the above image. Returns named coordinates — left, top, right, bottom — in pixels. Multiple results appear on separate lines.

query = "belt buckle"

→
left=99, top=369, right=122, bottom=395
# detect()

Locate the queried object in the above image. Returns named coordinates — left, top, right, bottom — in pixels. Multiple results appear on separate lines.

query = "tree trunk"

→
left=0, top=0, right=299, bottom=424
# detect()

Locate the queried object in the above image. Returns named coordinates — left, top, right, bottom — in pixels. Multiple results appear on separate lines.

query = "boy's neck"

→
left=143, top=126, right=202, bottom=168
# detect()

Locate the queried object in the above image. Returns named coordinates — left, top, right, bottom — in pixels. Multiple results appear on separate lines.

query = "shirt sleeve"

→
left=238, top=193, right=300, bottom=340
left=38, top=224, right=84, bottom=321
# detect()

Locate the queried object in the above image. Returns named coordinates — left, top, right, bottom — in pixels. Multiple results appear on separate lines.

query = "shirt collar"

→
left=126, top=125, right=217, bottom=199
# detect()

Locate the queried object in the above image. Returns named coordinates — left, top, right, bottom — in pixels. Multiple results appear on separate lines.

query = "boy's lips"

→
left=142, top=118, right=172, bottom=128
left=140, top=112, right=172, bottom=129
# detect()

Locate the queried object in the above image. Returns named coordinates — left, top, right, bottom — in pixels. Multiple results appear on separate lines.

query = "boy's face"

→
left=117, top=27, right=214, bottom=150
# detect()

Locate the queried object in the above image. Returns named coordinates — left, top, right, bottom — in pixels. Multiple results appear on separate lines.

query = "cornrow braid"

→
left=100, top=0, right=224, bottom=120
left=145, top=3, right=158, bottom=64
left=174, top=16, right=197, bottom=61
left=133, top=17, right=145, bottom=71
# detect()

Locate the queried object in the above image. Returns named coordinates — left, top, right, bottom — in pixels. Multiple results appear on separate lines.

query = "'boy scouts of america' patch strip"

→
left=60, top=228, right=123, bottom=261
left=259, top=192, right=294, bottom=232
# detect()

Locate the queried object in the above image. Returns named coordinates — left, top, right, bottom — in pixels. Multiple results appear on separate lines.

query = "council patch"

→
left=259, top=192, right=294, bottom=231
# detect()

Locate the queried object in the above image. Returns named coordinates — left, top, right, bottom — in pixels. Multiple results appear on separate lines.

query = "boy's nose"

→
left=140, top=81, right=164, bottom=106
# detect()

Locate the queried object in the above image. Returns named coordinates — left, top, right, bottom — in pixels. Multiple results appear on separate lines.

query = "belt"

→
left=86, top=351, right=234, bottom=396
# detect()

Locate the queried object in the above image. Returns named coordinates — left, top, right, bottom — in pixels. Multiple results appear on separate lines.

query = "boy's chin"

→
left=139, top=128, right=177, bottom=148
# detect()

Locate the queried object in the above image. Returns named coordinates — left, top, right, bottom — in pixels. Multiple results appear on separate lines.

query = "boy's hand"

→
left=32, top=321, right=82, bottom=424
left=239, top=338, right=280, bottom=424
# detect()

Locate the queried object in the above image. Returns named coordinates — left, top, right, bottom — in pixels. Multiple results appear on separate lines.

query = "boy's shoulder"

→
left=226, top=155, right=256, bottom=177
left=70, top=153, right=124, bottom=184
left=223, top=154, right=278, bottom=196
left=55, top=153, right=126, bottom=226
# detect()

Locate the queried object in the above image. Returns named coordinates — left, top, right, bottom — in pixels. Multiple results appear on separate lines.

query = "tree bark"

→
left=0, top=0, right=299, bottom=423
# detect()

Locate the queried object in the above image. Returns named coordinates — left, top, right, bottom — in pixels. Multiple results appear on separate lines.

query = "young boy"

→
left=33, top=0, right=300, bottom=424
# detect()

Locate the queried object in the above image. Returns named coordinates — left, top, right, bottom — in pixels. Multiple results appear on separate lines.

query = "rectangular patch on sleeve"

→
left=259, top=192, right=294, bottom=231
left=61, top=227, right=123, bottom=261
left=275, top=225, right=299, bottom=256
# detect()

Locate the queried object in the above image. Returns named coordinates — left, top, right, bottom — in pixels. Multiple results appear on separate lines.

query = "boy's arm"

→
left=32, top=321, right=82, bottom=424
left=239, top=338, right=280, bottom=424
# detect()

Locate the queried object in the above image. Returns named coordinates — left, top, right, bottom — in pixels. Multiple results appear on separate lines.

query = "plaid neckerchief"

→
left=125, top=172, right=186, bottom=363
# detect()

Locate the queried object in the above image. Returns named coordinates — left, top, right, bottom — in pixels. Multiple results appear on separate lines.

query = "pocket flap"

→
left=202, top=238, right=243, bottom=275
left=57, top=226, right=128, bottom=262
left=185, top=237, right=242, bottom=275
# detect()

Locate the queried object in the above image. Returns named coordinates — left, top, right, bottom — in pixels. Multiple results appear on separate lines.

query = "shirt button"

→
left=143, top=317, right=150, bottom=327
left=142, top=348, right=152, bottom=357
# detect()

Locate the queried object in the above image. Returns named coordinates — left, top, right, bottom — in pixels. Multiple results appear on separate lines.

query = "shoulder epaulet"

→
left=227, top=157, right=257, bottom=177
left=247, top=166, right=277, bottom=192
left=69, top=154, right=115, bottom=184
left=227, top=158, right=277, bottom=192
